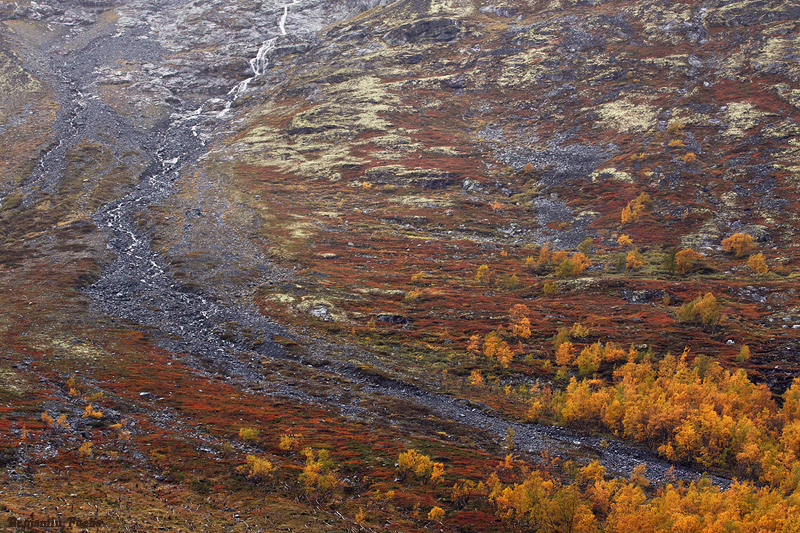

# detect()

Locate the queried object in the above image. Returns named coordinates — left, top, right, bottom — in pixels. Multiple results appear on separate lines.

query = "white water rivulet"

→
left=222, top=0, right=302, bottom=114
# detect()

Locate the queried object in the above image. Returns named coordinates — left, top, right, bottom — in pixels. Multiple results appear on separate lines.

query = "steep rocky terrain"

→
left=0, top=0, right=799, bottom=530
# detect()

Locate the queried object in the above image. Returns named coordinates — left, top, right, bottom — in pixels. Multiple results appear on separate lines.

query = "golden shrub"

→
left=397, top=449, right=444, bottom=484
left=237, top=454, right=274, bottom=480
left=279, top=434, right=301, bottom=452
left=428, top=506, right=445, bottom=521
left=239, top=427, right=260, bottom=441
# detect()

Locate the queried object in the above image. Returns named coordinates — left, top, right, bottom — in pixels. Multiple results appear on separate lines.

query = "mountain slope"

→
left=0, top=0, right=799, bottom=530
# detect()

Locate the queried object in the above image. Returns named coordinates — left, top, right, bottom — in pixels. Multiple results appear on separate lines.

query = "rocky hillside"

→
left=0, top=0, right=799, bottom=530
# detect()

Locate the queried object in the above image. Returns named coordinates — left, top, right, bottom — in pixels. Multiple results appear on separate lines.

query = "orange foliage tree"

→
left=555, top=341, right=576, bottom=366
left=677, top=292, right=721, bottom=332
left=525, top=255, right=536, bottom=270
left=549, top=352, right=788, bottom=475
left=488, top=463, right=800, bottom=532
left=495, top=343, right=514, bottom=368
left=722, top=232, right=755, bottom=258
left=476, top=371, right=800, bottom=532
left=747, top=252, right=768, bottom=275
left=555, top=252, right=590, bottom=278
left=674, top=248, right=703, bottom=275
left=466, top=335, right=481, bottom=356
left=626, top=250, right=644, bottom=270
left=509, top=304, right=531, bottom=340
left=475, top=264, right=491, bottom=283
left=484, top=331, right=513, bottom=368
left=468, top=369, right=483, bottom=387
left=538, top=243, right=554, bottom=266
left=620, top=192, right=651, bottom=223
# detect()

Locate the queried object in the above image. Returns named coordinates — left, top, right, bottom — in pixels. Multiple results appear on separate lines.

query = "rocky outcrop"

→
left=383, top=17, right=461, bottom=44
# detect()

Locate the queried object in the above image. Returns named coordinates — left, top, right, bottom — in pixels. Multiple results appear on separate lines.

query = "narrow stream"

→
left=223, top=0, right=302, bottom=113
